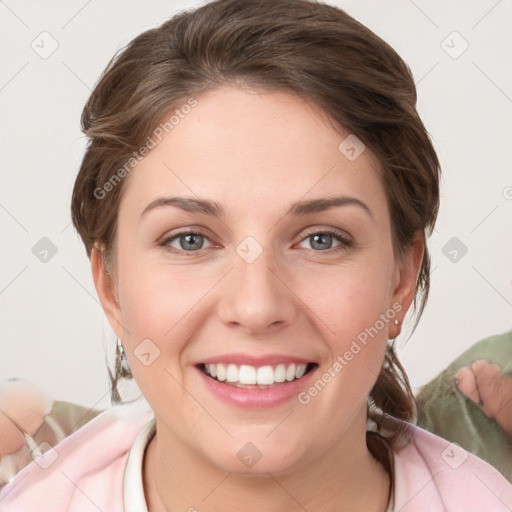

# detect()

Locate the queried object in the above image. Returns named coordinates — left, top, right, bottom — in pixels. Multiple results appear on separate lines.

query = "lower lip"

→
left=195, top=366, right=317, bottom=408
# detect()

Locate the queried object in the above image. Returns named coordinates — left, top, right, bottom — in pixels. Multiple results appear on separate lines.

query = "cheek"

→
left=293, top=257, right=395, bottom=396
left=116, top=229, right=210, bottom=333
left=116, top=264, right=205, bottom=404
left=114, top=255, right=232, bottom=390
left=288, top=263, right=394, bottom=441
left=296, top=257, right=395, bottom=340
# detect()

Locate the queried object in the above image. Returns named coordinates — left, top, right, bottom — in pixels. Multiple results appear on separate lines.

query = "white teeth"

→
left=239, top=365, right=256, bottom=385
left=203, top=362, right=309, bottom=385
left=257, top=365, right=274, bottom=385
left=226, top=364, right=238, bottom=382
left=216, top=363, right=226, bottom=382
left=286, top=363, right=296, bottom=381
left=274, top=364, right=286, bottom=383
left=295, top=364, right=307, bottom=379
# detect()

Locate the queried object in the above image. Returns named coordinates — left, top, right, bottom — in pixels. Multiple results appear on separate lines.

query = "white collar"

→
left=123, top=416, right=156, bottom=512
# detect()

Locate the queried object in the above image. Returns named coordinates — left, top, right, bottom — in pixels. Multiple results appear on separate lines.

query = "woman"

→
left=1, top=0, right=510, bottom=510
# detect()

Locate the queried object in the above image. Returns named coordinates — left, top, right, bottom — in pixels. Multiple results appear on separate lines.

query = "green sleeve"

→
left=416, top=330, right=512, bottom=482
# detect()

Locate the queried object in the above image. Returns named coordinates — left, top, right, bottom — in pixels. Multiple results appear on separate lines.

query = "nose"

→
left=216, top=244, right=297, bottom=336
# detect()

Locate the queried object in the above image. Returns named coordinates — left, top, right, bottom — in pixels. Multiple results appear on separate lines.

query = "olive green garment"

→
left=416, top=330, right=512, bottom=482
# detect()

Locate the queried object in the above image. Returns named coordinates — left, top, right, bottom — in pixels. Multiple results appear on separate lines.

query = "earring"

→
left=109, top=339, right=133, bottom=405
left=393, top=318, right=401, bottom=338
left=116, top=338, right=133, bottom=379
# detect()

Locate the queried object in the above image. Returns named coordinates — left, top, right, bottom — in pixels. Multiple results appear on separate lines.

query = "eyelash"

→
left=159, top=227, right=353, bottom=256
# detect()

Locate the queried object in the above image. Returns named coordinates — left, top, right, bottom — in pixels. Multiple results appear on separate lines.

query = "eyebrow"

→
left=140, top=195, right=374, bottom=221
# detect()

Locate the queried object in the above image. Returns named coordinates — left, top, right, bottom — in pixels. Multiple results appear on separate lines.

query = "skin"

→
left=455, top=360, right=512, bottom=435
left=92, top=85, right=424, bottom=511
left=0, top=380, right=52, bottom=455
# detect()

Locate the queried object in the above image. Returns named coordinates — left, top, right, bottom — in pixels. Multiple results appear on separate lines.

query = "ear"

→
left=91, top=244, right=125, bottom=340
left=390, top=231, right=425, bottom=337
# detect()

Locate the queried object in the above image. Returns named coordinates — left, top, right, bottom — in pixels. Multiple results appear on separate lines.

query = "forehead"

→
left=119, top=86, right=387, bottom=220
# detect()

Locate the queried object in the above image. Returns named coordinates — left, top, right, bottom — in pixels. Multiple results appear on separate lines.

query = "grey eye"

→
left=308, top=233, right=335, bottom=251
left=166, top=232, right=212, bottom=252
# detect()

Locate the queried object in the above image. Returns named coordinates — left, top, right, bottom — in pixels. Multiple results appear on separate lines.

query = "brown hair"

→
left=71, top=0, right=440, bottom=442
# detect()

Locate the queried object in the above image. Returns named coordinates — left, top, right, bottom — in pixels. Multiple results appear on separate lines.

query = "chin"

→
left=203, top=434, right=308, bottom=477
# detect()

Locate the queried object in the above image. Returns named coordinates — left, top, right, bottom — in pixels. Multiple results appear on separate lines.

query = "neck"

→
left=143, top=412, right=391, bottom=512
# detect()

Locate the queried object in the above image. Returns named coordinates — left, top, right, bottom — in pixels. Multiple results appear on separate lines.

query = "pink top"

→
left=0, top=398, right=511, bottom=511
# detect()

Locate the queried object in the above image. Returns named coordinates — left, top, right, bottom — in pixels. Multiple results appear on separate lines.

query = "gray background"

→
left=0, top=0, right=511, bottom=410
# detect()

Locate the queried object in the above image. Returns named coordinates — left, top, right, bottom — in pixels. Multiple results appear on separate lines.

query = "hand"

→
left=0, top=379, right=52, bottom=456
left=454, top=360, right=512, bottom=437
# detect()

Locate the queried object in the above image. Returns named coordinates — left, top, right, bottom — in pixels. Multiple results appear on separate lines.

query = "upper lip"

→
left=196, top=353, right=315, bottom=367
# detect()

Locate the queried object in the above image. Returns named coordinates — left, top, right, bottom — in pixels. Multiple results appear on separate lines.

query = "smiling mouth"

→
left=197, top=362, right=318, bottom=389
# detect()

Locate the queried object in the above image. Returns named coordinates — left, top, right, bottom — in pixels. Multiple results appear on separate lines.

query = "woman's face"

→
left=93, top=85, right=422, bottom=475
